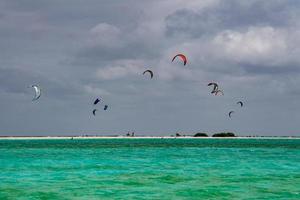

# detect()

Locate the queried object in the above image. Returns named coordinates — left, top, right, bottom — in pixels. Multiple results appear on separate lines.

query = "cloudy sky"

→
left=1, top=0, right=300, bottom=136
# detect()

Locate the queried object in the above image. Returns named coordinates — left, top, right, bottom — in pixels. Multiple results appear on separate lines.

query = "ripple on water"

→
left=0, top=139, right=299, bottom=199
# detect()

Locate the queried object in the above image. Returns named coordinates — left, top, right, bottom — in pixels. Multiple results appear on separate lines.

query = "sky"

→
left=1, top=0, right=300, bottom=136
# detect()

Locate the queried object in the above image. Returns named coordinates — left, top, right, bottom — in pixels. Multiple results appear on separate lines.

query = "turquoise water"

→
left=0, top=139, right=299, bottom=199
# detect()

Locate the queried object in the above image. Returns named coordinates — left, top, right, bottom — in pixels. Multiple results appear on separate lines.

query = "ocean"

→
left=0, top=138, right=299, bottom=199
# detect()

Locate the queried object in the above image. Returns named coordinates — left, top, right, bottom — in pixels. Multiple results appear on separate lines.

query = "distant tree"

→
left=212, top=132, right=235, bottom=137
left=194, top=133, right=208, bottom=137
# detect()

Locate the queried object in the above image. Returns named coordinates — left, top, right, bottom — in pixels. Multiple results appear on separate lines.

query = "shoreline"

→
left=0, top=136, right=299, bottom=140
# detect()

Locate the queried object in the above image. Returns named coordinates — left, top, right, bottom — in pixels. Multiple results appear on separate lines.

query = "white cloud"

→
left=88, top=23, right=122, bottom=48
left=96, top=59, right=145, bottom=80
left=84, top=85, right=110, bottom=96
left=213, top=26, right=288, bottom=65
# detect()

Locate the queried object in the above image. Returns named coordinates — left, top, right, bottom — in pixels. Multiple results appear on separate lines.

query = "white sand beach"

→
left=0, top=136, right=299, bottom=140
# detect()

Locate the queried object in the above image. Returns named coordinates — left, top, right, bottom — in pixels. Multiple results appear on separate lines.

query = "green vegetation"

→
left=194, top=133, right=208, bottom=137
left=172, top=132, right=236, bottom=137
left=212, top=132, right=235, bottom=137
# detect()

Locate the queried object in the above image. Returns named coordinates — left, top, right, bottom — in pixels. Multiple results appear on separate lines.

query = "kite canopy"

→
left=93, top=98, right=100, bottom=105
left=31, top=85, right=41, bottom=101
left=172, top=54, right=187, bottom=66
left=228, top=111, right=235, bottom=118
left=92, top=109, right=97, bottom=116
left=237, top=101, right=244, bottom=107
left=143, top=70, right=153, bottom=79
left=104, top=105, right=108, bottom=110
left=208, top=82, right=219, bottom=94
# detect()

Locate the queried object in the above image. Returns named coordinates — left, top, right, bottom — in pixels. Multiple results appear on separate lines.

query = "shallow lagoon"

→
left=0, top=138, right=299, bottom=199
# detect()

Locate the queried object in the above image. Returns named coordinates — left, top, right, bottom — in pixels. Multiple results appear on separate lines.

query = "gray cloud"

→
left=0, top=0, right=300, bottom=136
left=165, top=0, right=300, bottom=38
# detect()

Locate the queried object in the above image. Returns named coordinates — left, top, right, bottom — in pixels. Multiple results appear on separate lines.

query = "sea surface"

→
left=0, top=138, right=299, bottom=200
